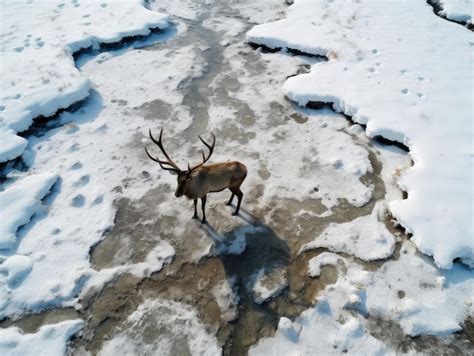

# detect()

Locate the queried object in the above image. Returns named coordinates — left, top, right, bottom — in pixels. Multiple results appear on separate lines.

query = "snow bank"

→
left=247, top=0, right=473, bottom=268
left=301, top=202, right=396, bottom=261
left=434, top=0, right=473, bottom=24
left=0, top=319, right=83, bottom=356
left=99, top=299, right=220, bottom=355
left=0, top=173, right=58, bottom=250
left=0, top=0, right=170, bottom=162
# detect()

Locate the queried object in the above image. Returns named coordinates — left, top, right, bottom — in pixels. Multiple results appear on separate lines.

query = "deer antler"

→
left=190, top=133, right=216, bottom=171
left=145, top=128, right=181, bottom=172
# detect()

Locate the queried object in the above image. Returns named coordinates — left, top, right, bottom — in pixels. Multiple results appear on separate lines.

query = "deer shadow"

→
left=199, top=207, right=290, bottom=353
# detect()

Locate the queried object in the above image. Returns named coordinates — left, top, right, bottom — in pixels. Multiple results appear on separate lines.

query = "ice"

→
left=246, top=0, right=473, bottom=268
left=0, top=0, right=170, bottom=163
left=0, top=173, right=58, bottom=250
left=301, top=202, right=397, bottom=261
left=434, top=0, right=473, bottom=24
left=98, top=299, right=220, bottom=355
left=0, top=319, right=84, bottom=356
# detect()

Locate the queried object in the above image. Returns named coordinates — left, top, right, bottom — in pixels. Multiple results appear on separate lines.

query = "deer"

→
left=145, top=129, right=247, bottom=224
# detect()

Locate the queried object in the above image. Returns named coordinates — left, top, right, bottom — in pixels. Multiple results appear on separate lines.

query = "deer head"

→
left=145, top=129, right=215, bottom=198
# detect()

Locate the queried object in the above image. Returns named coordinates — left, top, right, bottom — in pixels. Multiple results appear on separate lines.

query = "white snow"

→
left=307, top=252, right=342, bottom=277
left=246, top=0, right=474, bottom=269
left=0, top=173, right=58, bottom=250
left=301, top=202, right=397, bottom=261
left=434, top=0, right=473, bottom=24
left=0, top=319, right=84, bottom=356
left=365, top=243, right=474, bottom=336
left=0, top=0, right=170, bottom=162
left=99, top=298, right=221, bottom=356
left=0, top=255, right=33, bottom=288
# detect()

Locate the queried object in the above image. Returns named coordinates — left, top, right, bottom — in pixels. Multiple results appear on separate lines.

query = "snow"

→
left=0, top=0, right=170, bottom=162
left=0, top=173, right=58, bottom=250
left=0, top=255, right=33, bottom=288
left=434, top=0, right=473, bottom=24
left=251, top=241, right=474, bottom=354
left=0, top=319, right=84, bottom=356
left=99, top=299, right=221, bottom=356
left=246, top=0, right=473, bottom=269
left=0, top=21, right=202, bottom=319
left=247, top=267, right=288, bottom=304
left=307, top=252, right=342, bottom=277
left=364, top=243, right=474, bottom=336
left=251, top=297, right=388, bottom=355
left=301, top=202, right=397, bottom=261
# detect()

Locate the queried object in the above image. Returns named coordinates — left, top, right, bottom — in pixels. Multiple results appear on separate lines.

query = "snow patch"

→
left=98, top=299, right=220, bottom=356
left=307, top=252, right=342, bottom=277
left=247, top=267, right=288, bottom=304
left=247, top=0, right=473, bottom=268
left=0, top=319, right=84, bottom=356
left=301, top=202, right=396, bottom=261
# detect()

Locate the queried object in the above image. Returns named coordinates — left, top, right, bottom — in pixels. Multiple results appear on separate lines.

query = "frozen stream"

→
left=1, top=0, right=472, bottom=355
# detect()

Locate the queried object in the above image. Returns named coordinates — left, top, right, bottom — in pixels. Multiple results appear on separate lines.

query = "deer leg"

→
left=226, top=190, right=235, bottom=206
left=201, top=196, right=207, bottom=224
left=231, top=187, right=243, bottom=216
left=192, top=199, right=198, bottom=219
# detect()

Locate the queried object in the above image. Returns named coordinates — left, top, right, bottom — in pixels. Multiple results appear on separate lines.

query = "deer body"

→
left=145, top=129, right=247, bottom=224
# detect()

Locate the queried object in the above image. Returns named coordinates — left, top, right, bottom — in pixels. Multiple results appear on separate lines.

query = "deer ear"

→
left=169, top=170, right=179, bottom=176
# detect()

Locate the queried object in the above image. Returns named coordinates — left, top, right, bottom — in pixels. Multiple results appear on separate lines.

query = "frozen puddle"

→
left=1, top=0, right=472, bottom=355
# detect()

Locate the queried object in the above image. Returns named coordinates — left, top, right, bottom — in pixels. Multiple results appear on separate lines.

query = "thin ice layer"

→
left=247, top=0, right=473, bottom=268
left=0, top=0, right=170, bottom=162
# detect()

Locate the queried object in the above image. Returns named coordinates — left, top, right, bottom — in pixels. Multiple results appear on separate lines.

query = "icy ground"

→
left=1, top=0, right=473, bottom=355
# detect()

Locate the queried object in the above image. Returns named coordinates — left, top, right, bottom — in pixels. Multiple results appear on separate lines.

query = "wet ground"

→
left=1, top=0, right=472, bottom=355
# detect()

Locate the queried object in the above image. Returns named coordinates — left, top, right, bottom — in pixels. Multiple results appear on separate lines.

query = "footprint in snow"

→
left=92, top=195, right=103, bottom=205
left=70, top=161, right=82, bottom=170
left=73, top=175, right=90, bottom=187
left=0, top=255, right=33, bottom=289
left=401, top=88, right=408, bottom=94
left=14, top=47, right=24, bottom=52
left=71, top=194, right=85, bottom=207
